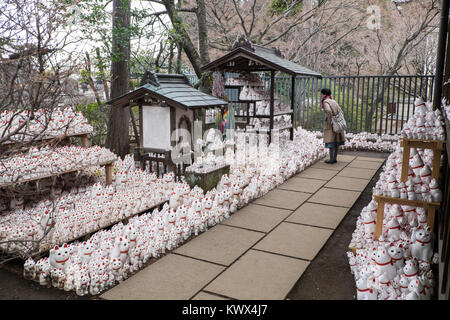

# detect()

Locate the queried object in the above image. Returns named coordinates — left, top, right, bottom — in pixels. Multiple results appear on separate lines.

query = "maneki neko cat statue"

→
left=356, top=275, right=378, bottom=300
left=410, top=225, right=433, bottom=262
left=405, top=278, right=423, bottom=300
left=373, top=247, right=396, bottom=287
left=110, top=236, right=130, bottom=266
left=387, top=242, right=405, bottom=270
left=385, top=217, right=401, bottom=242
left=23, top=258, right=36, bottom=280
left=361, top=208, right=376, bottom=239
left=79, top=241, right=96, bottom=264
left=49, top=244, right=71, bottom=271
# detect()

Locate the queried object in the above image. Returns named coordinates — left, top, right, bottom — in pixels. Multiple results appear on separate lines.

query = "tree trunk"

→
left=176, top=41, right=183, bottom=74
left=162, top=0, right=203, bottom=78
left=105, top=0, right=131, bottom=158
left=196, top=0, right=210, bottom=66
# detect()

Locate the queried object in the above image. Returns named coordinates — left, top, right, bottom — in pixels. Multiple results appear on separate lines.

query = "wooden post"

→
left=105, top=163, right=113, bottom=186
left=81, top=134, right=90, bottom=148
left=129, top=106, right=139, bottom=146
left=427, top=206, right=436, bottom=230
left=400, top=139, right=410, bottom=182
left=432, top=142, right=443, bottom=181
left=290, top=75, right=295, bottom=140
left=269, top=70, right=275, bottom=144
left=375, top=198, right=385, bottom=240
left=139, top=104, right=143, bottom=149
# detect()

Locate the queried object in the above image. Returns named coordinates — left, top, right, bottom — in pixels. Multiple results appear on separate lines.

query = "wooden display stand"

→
left=400, top=138, right=445, bottom=182
left=373, top=194, right=440, bottom=240
left=0, top=159, right=116, bottom=189
left=348, top=138, right=445, bottom=253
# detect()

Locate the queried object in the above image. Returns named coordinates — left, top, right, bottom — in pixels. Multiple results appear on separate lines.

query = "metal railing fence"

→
left=186, top=73, right=435, bottom=135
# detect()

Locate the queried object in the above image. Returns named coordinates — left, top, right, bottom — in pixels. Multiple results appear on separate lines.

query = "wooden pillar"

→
left=432, top=142, right=443, bottom=181
left=139, top=104, right=143, bottom=149
left=427, top=206, right=436, bottom=231
left=290, top=75, right=295, bottom=140
left=129, top=106, right=139, bottom=147
left=105, top=163, right=113, bottom=185
left=375, top=199, right=385, bottom=240
left=269, top=70, right=275, bottom=144
left=400, top=139, right=410, bottom=182
left=443, top=17, right=450, bottom=102
left=81, top=134, right=89, bottom=148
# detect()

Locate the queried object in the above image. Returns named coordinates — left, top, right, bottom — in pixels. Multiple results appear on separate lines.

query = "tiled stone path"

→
left=101, top=155, right=385, bottom=300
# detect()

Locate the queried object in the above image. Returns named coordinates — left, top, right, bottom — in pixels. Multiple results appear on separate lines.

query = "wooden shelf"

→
left=2, top=132, right=92, bottom=148
left=0, top=158, right=116, bottom=189
left=29, top=199, right=168, bottom=259
left=373, top=194, right=440, bottom=240
left=400, top=137, right=446, bottom=182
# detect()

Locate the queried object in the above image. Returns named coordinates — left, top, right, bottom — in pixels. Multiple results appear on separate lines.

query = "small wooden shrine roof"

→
left=201, top=38, right=322, bottom=78
left=107, top=73, right=227, bottom=110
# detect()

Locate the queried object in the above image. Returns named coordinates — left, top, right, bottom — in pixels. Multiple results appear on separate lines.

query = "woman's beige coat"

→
left=322, top=98, right=345, bottom=144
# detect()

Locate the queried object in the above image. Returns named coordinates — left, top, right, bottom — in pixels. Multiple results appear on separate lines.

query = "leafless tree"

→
left=0, top=0, right=88, bottom=263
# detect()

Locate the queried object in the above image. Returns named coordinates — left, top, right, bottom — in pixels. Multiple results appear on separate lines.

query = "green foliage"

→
left=269, top=0, right=303, bottom=16
left=296, top=79, right=369, bottom=133
left=76, top=102, right=108, bottom=146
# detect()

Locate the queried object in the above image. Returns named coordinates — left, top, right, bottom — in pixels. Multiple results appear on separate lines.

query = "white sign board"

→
left=142, top=105, right=171, bottom=150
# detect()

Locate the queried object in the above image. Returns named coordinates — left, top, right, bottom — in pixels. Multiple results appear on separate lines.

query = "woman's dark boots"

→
left=325, top=147, right=335, bottom=164
left=325, top=146, right=339, bottom=164
left=333, top=145, right=339, bottom=163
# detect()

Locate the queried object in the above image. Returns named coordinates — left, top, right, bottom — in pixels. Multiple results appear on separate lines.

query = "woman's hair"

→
left=320, top=88, right=332, bottom=96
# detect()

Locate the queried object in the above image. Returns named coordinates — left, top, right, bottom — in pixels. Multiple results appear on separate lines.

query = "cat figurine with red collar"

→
left=403, top=260, right=419, bottom=281
left=356, top=276, right=378, bottom=300
left=23, top=258, right=36, bottom=280
left=374, top=247, right=396, bottom=287
left=387, top=242, right=405, bottom=270
left=410, top=225, right=433, bottom=262
left=110, top=258, right=123, bottom=282
left=125, top=225, right=138, bottom=250
left=362, top=208, right=376, bottom=239
left=79, top=241, right=96, bottom=264
left=405, top=277, right=423, bottom=300
left=110, top=236, right=130, bottom=266
left=49, top=244, right=71, bottom=271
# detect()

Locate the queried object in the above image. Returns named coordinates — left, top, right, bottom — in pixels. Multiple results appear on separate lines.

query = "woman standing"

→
left=320, top=88, right=345, bottom=164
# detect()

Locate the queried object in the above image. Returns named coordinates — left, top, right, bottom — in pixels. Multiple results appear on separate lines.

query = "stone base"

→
left=184, top=165, right=230, bottom=192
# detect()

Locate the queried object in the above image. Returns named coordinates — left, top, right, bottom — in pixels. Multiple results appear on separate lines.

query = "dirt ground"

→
left=0, top=150, right=418, bottom=300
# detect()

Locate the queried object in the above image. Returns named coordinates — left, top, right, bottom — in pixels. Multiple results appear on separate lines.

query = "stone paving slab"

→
left=254, top=222, right=334, bottom=260
left=205, top=249, right=309, bottom=300
left=253, top=189, right=310, bottom=210
left=286, top=203, right=349, bottom=229
left=278, top=177, right=326, bottom=193
left=296, top=168, right=338, bottom=181
left=335, top=154, right=356, bottom=162
left=347, top=160, right=384, bottom=170
left=308, top=187, right=361, bottom=208
left=100, top=254, right=224, bottom=300
left=192, top=291, right=229, bottom=300
left=325, top=176, right=370, bottom=192
left=221, top=204, right=291, bottom=233
left=311, top=161, right=348, bottom=171
left=337, top=167, right=378, bottom=180
left=174, top=225, right=264, bottom=266
left=356, top=156, right=386, bottom=162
